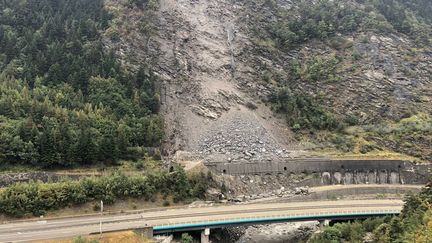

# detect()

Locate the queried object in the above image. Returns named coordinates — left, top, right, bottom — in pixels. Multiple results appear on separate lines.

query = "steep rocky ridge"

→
left=104, top=0, right=432, bottom=163
left=105, top=0, right=306, bottom=164
left=235, top=0, right=432, bottom=160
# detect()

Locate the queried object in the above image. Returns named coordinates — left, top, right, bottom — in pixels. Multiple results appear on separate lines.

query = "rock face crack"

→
left=226, top=22, right=236, bottom=73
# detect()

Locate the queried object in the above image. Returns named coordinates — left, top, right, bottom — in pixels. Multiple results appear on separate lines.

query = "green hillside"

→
left=0, top=0, right=163, bottom=168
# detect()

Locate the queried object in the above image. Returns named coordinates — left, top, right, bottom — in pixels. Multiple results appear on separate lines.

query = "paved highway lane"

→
left=0, top=199, right=403, bottom=242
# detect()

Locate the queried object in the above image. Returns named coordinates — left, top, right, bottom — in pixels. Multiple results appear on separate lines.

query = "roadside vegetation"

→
left=44, top=230, right=152, bottom=243
left=73, top=236, right=99, bottom=243
left=0, top=167, right=212, bottom=217
left=310, top=183, right=432, bottom=243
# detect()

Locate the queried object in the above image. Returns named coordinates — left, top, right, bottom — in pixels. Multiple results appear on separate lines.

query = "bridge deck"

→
left=0, top=199, right=403, bottom=242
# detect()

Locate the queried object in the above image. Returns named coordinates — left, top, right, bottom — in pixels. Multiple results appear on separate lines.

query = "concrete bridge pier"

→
left=201, top=228, right=210, bottom=243
left=319, top=220, right=330, bottom=228
left=134, top=227, right=154, bottom=239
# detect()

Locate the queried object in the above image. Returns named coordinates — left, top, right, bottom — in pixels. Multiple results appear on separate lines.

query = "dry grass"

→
left=325, top=150, right=418, bottom=161
left=310, top=145, right=418, bottom=161
left=0, top=195, right=185, bottom=223
left=38, top=231, right=153, bottom=243
left=45, top=195, right=184, bottom=217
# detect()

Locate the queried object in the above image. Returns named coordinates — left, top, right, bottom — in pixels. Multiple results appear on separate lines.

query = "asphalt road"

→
left=0, top=199, right=403, bottom=242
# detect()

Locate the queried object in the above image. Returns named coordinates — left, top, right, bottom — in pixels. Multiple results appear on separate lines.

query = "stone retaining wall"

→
left=0, top=172, right=82, bottom=188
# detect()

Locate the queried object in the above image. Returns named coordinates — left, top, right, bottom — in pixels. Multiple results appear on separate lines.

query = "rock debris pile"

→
left=196, top=112, right=294, bottom=162
left=212, top=221, right=319, bottom=243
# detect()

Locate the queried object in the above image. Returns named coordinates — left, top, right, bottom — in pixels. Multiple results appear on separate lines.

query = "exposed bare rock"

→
left=104, top=0, right=300, bottom=162
left=211, top=221, right=319, bottom=243
left=104, top=0, right=432, bottom=164
left=237, top=222, right=319, bottom=243
left=190, top=105, right=219, bottom=119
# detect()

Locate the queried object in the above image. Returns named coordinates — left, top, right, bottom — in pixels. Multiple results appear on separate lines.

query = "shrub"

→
left=92, top=203, right=101, bottom=212
left=360, top=144, right=375, bottom=154
left=73, top=236, right=87, bottom=243
left=344, top=115, right=360, bottom=126
left=331, top=135, right=355, bottom=152
left=269, top=88, right=339, bottom=131
left=181, top=233, right=194, bottom=243
left=245, top=101, right=258, bottom=110
left=352, top=51, right=362, bottom=61
left=292, top=123, right=301, bottom=132
left=0, top=168, right=203, bottom=217
left=135, top=160, right=145, bottom=170
left=73, top=236, right=99, bottom=243
left=311, top=227, right=342, bottom=242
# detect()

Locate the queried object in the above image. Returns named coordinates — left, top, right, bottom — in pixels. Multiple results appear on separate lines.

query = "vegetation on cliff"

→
left=254, top=0, right=431, bottom=128
left=244, top=0, right=432, bottom=160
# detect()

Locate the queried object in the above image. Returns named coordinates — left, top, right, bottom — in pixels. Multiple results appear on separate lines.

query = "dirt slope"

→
left=147, top=0, right=304, bottom=163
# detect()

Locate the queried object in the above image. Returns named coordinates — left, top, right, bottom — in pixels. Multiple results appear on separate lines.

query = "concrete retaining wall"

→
left=0, top=172, right=82, bottom=188
left=206, top=159, right=406, bottom=175
left=206, top=159, right=432, bottom=185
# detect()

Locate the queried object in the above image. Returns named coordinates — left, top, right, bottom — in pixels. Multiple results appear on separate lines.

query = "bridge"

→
left=0, top=199, right=403, bottom=242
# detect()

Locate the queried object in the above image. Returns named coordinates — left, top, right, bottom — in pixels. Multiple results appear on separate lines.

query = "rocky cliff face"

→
left=105, top=0, right=307, bottom=164
left=239, top=6, right=432, bottom=122
left=104, top=0, right=432, bottom=163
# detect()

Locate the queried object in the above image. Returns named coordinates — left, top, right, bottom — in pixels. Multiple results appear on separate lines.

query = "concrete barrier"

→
left=206, top=159, right=432, bottom=185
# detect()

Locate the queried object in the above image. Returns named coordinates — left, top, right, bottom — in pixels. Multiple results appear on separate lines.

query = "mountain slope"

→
left=0, top=0, right=163, bottom=168
left=105, top=0, right=306, bottom=166
left=106, top=0, right=431, bottom=162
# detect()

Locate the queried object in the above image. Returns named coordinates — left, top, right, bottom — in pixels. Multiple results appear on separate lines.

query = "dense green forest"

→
left=311, top=183, right=432, bottom=243
left=0, top=0, right=163, bottom=168
left=262, top=0, right=431, bottom=51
